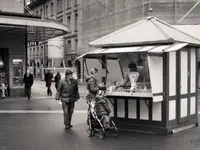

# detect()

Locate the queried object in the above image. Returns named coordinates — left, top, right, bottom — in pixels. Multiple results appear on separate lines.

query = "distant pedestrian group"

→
left=23, top=67, right=112, bottom=134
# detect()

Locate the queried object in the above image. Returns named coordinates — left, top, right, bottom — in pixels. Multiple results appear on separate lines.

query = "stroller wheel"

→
left=87, top=128, right=95, bottom=137
left=112, top=132, right=117, bottom=138
left=99, top=129, right=105, bottom=140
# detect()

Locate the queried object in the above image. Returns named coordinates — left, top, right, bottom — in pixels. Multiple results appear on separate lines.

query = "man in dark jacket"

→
left=45, top=70, right=53, bottom=96
left=23, top=69, right=34, bottom=101
left=55, top=70, right=80, bottom=129
left=54, top=71, right=61, bottom=90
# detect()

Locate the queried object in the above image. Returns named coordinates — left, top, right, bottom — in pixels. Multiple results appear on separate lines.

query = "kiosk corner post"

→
left=101, top=55, right=107, bottom=85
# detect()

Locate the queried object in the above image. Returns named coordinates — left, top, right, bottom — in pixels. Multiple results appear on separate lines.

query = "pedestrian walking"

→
left=23, top=69, right=34, bottom=101
left=55, top=70, right=80, bottom=129
left=85, top=68, right=106, bottom=102
left=54, top=71, right=61, bottom=90
left=44, top=70, right=53, bottom=96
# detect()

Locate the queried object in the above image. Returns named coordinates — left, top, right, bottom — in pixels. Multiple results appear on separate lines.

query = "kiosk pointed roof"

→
left=89, top=16, right=200, bottom=48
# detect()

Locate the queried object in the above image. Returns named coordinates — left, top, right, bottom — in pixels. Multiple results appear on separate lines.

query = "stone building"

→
left=27, top=0, right=200, bottom=80
left=26, top=0, right=80, bottom=78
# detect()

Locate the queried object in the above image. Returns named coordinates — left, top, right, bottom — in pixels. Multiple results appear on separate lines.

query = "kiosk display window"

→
left=108, top=53, right=151, bottom=93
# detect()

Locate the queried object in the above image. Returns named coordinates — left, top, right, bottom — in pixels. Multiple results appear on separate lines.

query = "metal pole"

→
left=178, top=0, right=200, bottom=23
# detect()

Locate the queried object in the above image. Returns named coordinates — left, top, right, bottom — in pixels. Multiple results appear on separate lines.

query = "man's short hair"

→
left=128, top=61, right=137, bottom=69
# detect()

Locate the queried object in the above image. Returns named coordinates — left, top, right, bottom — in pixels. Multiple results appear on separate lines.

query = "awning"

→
left=77, top=43, right=188, bottom=59
left=0, top=15, right=69, bottom=41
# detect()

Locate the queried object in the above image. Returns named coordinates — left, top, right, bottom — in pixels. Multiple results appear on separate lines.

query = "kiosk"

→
left=78, top=17, right=200, bottom=135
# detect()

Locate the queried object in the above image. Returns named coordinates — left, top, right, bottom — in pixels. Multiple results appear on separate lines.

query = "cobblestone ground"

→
left=0, top=79, right=200, bottom=150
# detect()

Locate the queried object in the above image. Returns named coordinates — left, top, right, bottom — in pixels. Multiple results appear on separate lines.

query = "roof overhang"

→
left=0, top=15, right=69, bottom=41
left=77, top=43, right=188, bottom=60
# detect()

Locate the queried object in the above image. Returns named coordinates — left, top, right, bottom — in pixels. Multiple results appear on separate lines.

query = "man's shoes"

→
left=70, top=124, right=73, bottom=128
left=28, top=97, right=30, bottom=101
left=65, top=125, right=70, bottom=129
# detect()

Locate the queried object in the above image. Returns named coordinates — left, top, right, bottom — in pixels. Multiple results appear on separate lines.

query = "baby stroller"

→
left=86, top=90, right=118, bottom=140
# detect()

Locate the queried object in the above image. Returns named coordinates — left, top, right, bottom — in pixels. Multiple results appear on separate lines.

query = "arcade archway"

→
left=74, top=60, right=81, bottom=79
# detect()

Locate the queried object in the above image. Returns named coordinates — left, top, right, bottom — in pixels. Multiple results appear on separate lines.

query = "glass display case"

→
left=12, top=59, right=23, bottom=86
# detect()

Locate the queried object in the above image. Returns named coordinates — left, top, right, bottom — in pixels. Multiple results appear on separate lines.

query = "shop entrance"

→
left=177, top=49, right=197, bottom=123
left=0, top=48, right=9, bottom=94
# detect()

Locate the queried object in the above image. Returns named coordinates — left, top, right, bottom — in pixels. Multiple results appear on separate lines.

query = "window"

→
left=33, top=48, right=35, bottom=57
left=37, top=47, right=39, bottom=56
left=75, top=13, right=78, bottom=31
left=57, top=0, right=60, bottom=12
left=74, top=0, right=77, bottom=6
left=75, top=39, right=78, bottom=52
left=40, top=8, right=43, bottom=18
left=41, top=46, right=43, bottom=56
left=68, top=40, right=71, bottom=52
left=29, top=48, right=31, bottom=57
left=67, top=15, right=71, bottom=30
left=60, top=0, right=63, bottom=11
left=67, top=0, right=71, bottom=8
left=45, top=5, right=48, bottom=17
left=51, top=2, right=54, bottom=15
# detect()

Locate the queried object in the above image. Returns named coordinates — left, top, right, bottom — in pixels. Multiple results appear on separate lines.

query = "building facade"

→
left=26, top=0, right=80, bottom=78
left=78, top=0, right=200, bottom=80
left=0, top=0, right=68, bottom=96
left=27, top=0, right=200, bottom=80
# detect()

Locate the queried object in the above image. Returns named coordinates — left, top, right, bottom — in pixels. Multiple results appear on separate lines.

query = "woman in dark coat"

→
left=54, top=71, right=61, bottom=90
left=85, top=68, right=106, bottom=102
left=45, top=70, right=53, bottom=96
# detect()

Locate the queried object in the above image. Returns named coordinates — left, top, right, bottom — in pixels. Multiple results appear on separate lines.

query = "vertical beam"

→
left=163, top=53, right=169, bottom=127
left=101, top=55, right=107, bottom=85
left=25, top=27, right=28, bottom=71
left=196, top=49, right=198, bottom=116
left=176, top=50, right=180, bottom=123
left=188, top=50, right=191, bottom=116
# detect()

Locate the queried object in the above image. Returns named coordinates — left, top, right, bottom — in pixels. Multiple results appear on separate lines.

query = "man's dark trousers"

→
left=62, top=102, right=75, bottom=126
left=47, top=86, right=52, bottom=96
left=25, top=85, right=31, bottom=100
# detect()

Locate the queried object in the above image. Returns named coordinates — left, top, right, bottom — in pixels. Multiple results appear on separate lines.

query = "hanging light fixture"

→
left=0, top=55, right=4, bottom=68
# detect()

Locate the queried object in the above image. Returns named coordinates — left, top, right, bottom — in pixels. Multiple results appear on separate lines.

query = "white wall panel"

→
left=190, top=48, right=196, bottom=93
left=148, top=55, right=163, bottom=102
left=117, top=99, right=125, bottom=118
left=128, top=100, right=137, bottom=119
left=152, top=102, right=162, bottom=121
left=181, top=98, right=188, bottom=118
left=169, top=100, right=176, bottom=120
left=181, top=51, right=188, bottom=94
left=140, top=100, right=149, bottom=120
left=190, top=97, right=196, bottom=115
left=169, top=52, right=176, bottom=96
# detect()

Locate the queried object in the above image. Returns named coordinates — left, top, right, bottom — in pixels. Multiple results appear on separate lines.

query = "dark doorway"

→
left=67, top=60, right=73, bottom=67
left=0, top=48, right=9, bottom=95
left=74, top=60, right=81, bottom=79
